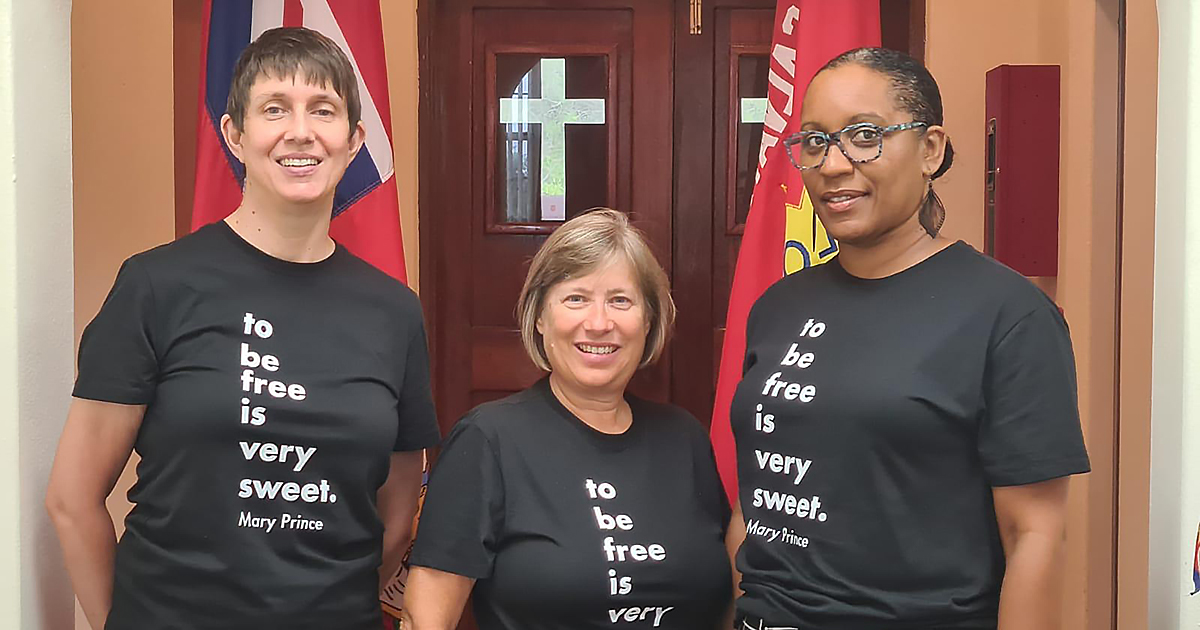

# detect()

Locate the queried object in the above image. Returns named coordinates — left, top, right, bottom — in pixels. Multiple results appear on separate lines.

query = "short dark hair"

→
left=225, top=27, right=361, bottom=135
left=818, top=47, right=953, bottom=236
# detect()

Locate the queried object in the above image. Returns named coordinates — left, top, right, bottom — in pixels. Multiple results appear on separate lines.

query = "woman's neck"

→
left=836, top=215, right=953, bottom=279
left=224, top=195, right=335, bottom=263
left=548, top=373, right=632, bottom=435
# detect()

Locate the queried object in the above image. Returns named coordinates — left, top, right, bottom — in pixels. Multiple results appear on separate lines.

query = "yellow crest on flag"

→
left=783, top=185, right=838, bottom=274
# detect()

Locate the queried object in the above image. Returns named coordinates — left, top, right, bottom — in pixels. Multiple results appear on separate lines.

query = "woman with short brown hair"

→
left=45, top=27, right=438, bottom=630
left=404, top=209, right=731, bottom=630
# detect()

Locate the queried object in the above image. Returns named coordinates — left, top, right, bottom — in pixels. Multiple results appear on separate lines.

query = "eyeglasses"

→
left=782, top=121, right=929, bottom=171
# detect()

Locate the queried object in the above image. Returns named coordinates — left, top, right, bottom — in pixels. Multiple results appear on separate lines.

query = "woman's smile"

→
left=537, top=258, right=647, bottom=397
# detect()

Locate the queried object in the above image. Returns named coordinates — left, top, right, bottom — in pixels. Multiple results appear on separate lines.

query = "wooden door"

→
left=671, top=0, right=776, bottom=425
left=421, top=0, right=924, bottom=433
left=421, top=0, right=674, bottom=433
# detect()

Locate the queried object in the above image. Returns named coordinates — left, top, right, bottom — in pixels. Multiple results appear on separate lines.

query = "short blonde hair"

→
left=517, top=209, right=676, bottom=372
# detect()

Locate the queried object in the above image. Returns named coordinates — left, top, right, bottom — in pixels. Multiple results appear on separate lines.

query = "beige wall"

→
left=71, top=0, right=176, bottom=525
left=1118, top=1, right=1157, bottom=626
left=1150, top=0, right=1200, bottom=626
left=73, top=0, right=177, bottom=344
left=927, top=1, right=1125, bottom=627
left=71, top=3, right=176, bottom=627
left=928, top=0, right=1070, bottom=248
left=2, top=0, right=77, bottom=627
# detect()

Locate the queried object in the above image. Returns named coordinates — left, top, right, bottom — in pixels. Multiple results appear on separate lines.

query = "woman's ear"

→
left=921, top=124, right=948, bottom=178
left=220, top=114, right=245, bottom=164
left=347, top=120, right=366, bottom=161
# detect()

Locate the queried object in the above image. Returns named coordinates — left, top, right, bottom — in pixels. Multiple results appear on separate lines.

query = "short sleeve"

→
left=73, top=257, right=159, bottom=405
left=741, top=292, right=769, bottom=376
left=691, top=425, right=731, bottom=531
left=979, top=305, right=1091, bottom=486
left=409, top=419, right=504, bottom=579
left=393, top=315, right=440, bottom=451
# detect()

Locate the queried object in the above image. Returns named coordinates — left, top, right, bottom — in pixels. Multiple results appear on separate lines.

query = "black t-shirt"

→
left=732, top=242, right=1090, bottom=629
left=410, top=378, right=731, bottom=629
left=73, top=221, right=440, bottom=630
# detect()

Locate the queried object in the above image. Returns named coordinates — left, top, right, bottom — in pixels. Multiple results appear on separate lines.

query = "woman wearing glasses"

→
left=726, top=48, right=1090, bottom=630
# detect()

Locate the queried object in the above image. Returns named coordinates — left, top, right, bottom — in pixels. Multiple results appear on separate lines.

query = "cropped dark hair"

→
left=225, top=27, right=361, bottom=136
left=819, top=47, right=953, bottom=236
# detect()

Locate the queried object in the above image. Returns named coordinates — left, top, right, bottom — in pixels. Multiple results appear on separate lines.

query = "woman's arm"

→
left=401, top=566, right=475, bottom=630
left=722, top=500, right=746, bottom=629
left=992, top=477, right=1071, bottom=630
left=378, top=450, right=426, bottom=591
left=45, top=398, right=143, bottom=630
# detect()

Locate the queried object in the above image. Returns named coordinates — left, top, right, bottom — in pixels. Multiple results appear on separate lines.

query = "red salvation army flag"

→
left=710, top=0, right=880, bottom=501
left=192, top=0, right=407, bottom=283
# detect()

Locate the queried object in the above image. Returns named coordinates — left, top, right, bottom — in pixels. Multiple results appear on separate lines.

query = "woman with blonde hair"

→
left=403, top=209, right=731, bottom=629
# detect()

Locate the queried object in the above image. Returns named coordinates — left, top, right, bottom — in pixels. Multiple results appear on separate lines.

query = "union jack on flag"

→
left=192, top=0, right=407, bottom=282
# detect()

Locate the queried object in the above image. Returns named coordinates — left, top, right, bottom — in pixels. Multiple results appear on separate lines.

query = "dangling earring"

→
left=918, top=176, right=945, bottom=238
left=929, top=180, right=945, bottom=236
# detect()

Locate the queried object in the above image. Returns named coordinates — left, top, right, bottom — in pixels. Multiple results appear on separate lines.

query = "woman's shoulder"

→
left=119, top=223, right=216, bottom=266
left=108, top=224, right=228, bottom=289
left=119, top=220, right=266, bottom=278
left=919, top=243, right=1070, bottom=349
left=940, top=242, right=1060, bottom=315
left=628, top=395, right=699, bottom=423
left=451, top=385, right=551, bottom=439
left=757, top=258, right=840, bottom=302
left=743, top=260, right=840, bottom=333
left=627, top=395, right=710, bottom=442
left=333, top=247, right=419, bottom=301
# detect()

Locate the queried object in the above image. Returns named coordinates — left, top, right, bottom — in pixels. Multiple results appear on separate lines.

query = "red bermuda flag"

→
left=192, top=0, right=408, bottom=283
left=710, top=1, right=880, bottom=501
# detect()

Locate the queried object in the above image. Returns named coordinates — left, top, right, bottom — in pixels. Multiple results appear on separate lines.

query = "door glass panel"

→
left=495, top=55, right=608, bottom=226
left=734, top=54, right=769, bottom=227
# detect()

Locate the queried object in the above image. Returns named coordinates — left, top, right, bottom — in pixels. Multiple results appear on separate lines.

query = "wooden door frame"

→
left=1115, top=0, right=1154, bottom=626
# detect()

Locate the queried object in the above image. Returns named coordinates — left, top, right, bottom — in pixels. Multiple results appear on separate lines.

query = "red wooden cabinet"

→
left=984, top=64, right=1061, bottom=277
